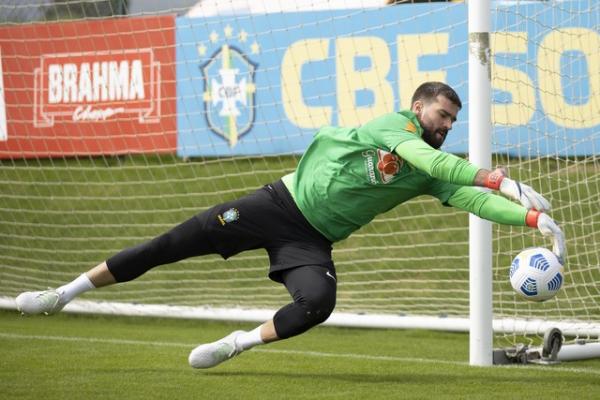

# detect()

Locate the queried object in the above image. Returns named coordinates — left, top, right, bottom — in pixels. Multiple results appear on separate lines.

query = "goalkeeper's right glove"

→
left=484, top=169, right=551, bottom=212
left=526, top=210, right=566, bottom=265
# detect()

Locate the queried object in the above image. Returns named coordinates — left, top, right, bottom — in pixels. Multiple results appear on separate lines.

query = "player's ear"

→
left=411, top=100, right=423, bottom=114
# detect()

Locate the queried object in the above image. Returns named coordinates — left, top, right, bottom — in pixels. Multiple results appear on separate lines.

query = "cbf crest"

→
left=217, top=208, right=240, bottom=226
left=199, top=27, right=259, bottom=147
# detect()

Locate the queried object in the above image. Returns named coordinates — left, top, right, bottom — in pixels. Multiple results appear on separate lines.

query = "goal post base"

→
left=494, top=328, right=563, bottom=365
left=492, top=348, right=560, bottom=365
left=493, top=328, right=600, bottom=364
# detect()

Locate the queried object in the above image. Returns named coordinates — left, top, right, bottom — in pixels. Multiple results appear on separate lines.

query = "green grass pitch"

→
left=1, top=309, right=600, bottom=399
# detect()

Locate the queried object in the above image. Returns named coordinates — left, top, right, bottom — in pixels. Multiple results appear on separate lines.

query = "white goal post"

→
left=468, top=0, right=494, bottom=366
left=0, top=0, right=599, bottom=364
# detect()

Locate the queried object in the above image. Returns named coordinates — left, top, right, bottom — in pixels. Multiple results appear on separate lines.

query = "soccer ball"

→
left=509, top=247, right=564, bottom=302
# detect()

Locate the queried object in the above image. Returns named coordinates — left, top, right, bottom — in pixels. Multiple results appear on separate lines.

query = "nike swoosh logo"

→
left=325, top=271, right=336, bottom=282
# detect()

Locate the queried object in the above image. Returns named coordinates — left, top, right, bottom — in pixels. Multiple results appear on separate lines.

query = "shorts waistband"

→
left=267, top=179, right=331, bottom=245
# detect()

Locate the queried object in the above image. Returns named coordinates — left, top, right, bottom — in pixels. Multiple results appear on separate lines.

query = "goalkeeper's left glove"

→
left=526, top=210, right=566, bottom=265
left=485, top=169, right=551, bottom=212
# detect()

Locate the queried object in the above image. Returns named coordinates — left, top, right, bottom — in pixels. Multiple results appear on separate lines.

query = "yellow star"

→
left=197, top=43, right=207, bottom=56
left=209, top=30, right=219, bottom=43
left=224, top=24, right=233, bottom=38
left=250, top=41, right=260, bottom=55
left=239, top=29, right=248, bottom=43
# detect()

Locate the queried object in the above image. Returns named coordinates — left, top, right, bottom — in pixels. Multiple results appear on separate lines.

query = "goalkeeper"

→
left=16, top=81, right=566, bottom=369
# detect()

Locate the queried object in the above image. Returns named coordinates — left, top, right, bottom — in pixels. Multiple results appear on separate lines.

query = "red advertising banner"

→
left=0, top=16, right=176, bottom=158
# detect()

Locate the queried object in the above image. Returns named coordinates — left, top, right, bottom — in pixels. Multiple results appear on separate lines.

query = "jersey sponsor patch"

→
left=376, top=149, right=403, bottom=183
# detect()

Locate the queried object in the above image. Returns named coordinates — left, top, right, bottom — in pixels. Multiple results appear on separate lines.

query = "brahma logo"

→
left=362, top=149, right=403, bottom=185
left=376, top=149, right=403, bottom=183
left=199, top=25, right=258, bottom=147
left=34, top=49, right=161, bottom=127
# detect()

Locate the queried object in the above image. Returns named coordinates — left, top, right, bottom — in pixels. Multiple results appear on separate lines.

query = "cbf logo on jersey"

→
left=362, top=149, right=403, bottom=184
left=199, top=26, right=259, bottom=147
left=217, top=208, right=240, bottom=226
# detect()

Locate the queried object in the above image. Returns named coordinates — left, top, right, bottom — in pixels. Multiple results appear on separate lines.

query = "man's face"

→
left=412, top=95, right=460, bottom=149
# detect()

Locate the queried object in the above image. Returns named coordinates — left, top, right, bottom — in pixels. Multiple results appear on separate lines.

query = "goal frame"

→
left=468, top=0, right=493, bottom=367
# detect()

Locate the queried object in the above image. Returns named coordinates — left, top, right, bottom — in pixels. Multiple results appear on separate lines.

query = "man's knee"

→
left=296, top=286, right=336, bottom=325
left=273, top=273, right=336, bottom=339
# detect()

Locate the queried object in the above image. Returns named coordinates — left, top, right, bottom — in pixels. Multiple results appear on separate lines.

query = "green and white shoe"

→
left=15, top=289, right=66, bottom=315
left=188, top=330, right=245, bottom=369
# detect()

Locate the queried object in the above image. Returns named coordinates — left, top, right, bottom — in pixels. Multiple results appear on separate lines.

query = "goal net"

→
left=490, top=0, right=600, bottom=353
left=0, top=0, right=598, bottom=353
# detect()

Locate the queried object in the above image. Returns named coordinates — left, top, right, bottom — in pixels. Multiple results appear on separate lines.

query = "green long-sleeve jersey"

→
left=282, top=110, right=528, bottom=243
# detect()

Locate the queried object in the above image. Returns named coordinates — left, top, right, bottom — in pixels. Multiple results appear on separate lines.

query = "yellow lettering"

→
left=281, top=39, right=332, bottom=128
left=397, top=33, right=448, bottom=109
left=491, top=32, right=535, bottom=125
left=538, top=28, right=600, bottom=128
left=336, top=37, right=393, bottom=126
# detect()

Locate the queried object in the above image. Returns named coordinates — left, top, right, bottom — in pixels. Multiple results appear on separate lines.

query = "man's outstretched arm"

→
left=446, top=186, right=566, bottom=264
left=396, top=139, right=565, bottom=262
left=474, top=167, right=550, bottom=212
left=395, top=140, right=551, bottom=211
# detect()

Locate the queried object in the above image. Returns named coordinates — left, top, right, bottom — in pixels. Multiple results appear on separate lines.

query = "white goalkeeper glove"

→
left=484, top=168, right=551, bottom=212
left=526, top=210, right=566, bottom=265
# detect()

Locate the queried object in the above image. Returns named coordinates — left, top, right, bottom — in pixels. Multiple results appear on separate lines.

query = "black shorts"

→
left=198, top=179, right=334, bottom=283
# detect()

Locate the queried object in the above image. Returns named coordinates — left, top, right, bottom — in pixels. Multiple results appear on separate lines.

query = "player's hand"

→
left=485, top=168, right=551, bottom=212
left=500, top=178, right=551, bottom=212
left=531, top=211, right=566, bottom=265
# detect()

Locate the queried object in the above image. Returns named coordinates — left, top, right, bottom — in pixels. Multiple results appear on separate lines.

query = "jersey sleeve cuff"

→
left=484, top=170, right=505, bottom=190
left=525, top=209, right=541, bottom=228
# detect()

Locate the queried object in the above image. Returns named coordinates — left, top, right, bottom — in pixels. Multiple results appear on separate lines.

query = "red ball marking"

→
left=382, top=161, right=399, bottom=175
left=382, top=153, right=398, bottom=163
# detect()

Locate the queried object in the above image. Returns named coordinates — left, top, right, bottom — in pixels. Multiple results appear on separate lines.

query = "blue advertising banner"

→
left=176, top=1, right=599, bottom=157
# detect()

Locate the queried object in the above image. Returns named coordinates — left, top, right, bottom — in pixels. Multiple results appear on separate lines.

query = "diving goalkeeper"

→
left=16, top=81, right=566, bottom=369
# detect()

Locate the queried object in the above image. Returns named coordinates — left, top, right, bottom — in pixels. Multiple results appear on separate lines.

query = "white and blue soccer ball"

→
left=509, top=247, right=564, bottom=302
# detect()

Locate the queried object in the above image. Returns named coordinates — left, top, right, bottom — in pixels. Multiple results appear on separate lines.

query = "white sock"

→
left=235, top=326, right=265, bottom=351
left=56, top=273, right=96, bottom=303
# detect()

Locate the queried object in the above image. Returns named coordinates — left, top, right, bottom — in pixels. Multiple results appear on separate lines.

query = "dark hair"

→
left=411, top=81, right=462, bottom=109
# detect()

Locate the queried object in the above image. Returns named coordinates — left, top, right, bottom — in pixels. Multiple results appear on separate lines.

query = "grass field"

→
left=1, top=309, right=600, bottom=399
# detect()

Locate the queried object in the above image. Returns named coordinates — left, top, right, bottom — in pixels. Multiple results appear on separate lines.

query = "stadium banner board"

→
left=0, top=16, right=176, bottom=159
left=177, top=1, right=599, bottom=157
left=0, top=47, right=6, bottom=142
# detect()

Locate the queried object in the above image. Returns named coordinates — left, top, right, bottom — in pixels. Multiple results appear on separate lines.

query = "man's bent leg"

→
left=189, top=265, right=336, bottom=369
left=273, top=265, right=337, bottom=339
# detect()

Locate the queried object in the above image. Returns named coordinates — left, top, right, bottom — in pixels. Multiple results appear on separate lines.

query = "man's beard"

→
left=421, top=128, right=445, bottom=149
